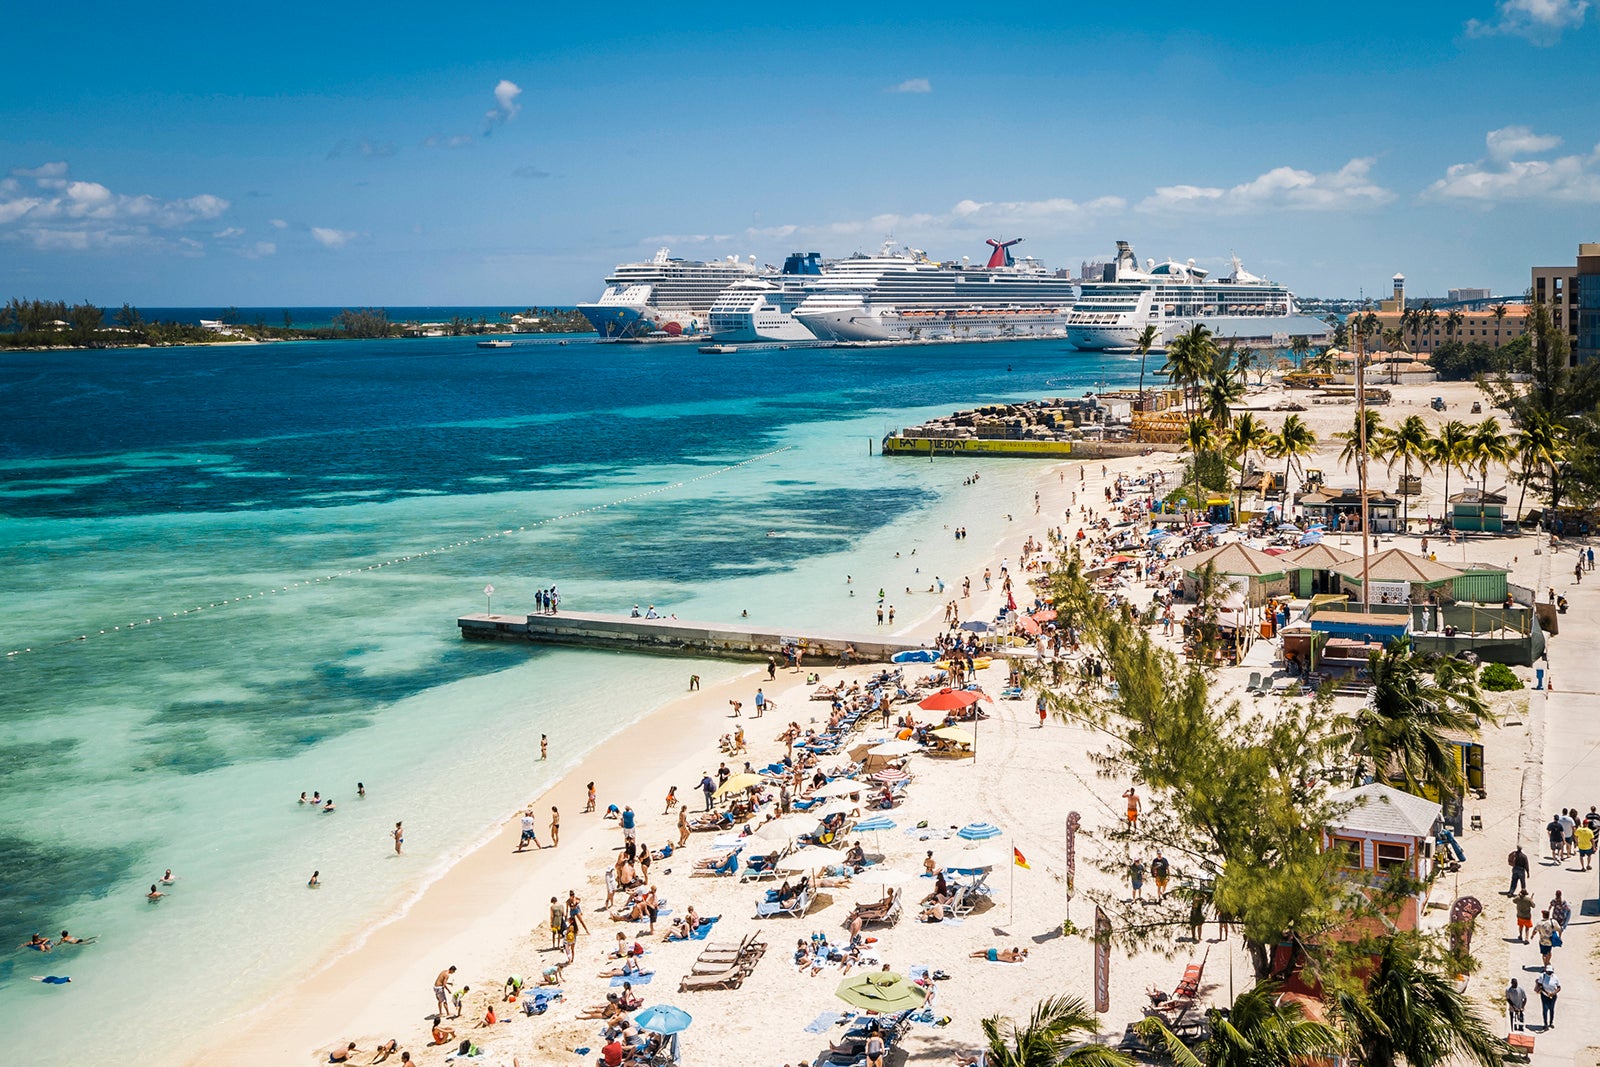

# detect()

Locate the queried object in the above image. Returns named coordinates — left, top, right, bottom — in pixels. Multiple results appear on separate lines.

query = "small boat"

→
left=698, top=344, right=739, bottom=354
left=477, top=339, right=513, bottom=348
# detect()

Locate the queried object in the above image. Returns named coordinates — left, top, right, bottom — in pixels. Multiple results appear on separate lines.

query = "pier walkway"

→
left=458, top=610, right=924, bottom=663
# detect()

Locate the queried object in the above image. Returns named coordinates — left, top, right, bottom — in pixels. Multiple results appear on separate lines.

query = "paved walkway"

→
left=1507, top=537, right=1600, bottom=1065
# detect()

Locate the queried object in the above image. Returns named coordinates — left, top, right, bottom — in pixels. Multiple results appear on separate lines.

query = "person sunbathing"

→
left=597, top=954, right=649, bottom=979
left=576, top=994, right=628, bottom=1021
left=971, top=947, right=1029, bottom=962
left=611, top=933, right=645, bottom=959
left=612, top=887, right=656, bottom=921
left=615, top=981, right=643, bottom=1011
left=691, top=851, right=734, bottom=871
left=428, top=1018, right=455, bottom=1046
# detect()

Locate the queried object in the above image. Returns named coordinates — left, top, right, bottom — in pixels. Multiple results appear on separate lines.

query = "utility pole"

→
left=1356, top=332, right=1371, bottom=612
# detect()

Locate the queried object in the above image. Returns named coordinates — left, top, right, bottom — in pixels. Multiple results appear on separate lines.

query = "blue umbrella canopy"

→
left=958, top=620, right=990, bottom=633
left=854, top=815, right=897, bottom=832
left=957, top=821, right=1002, bottom=841
left=634, top=1004, right=693, bottom=1035
left=1298, top=530, right=1324, bottom=546
left=1276, top=523, right=1301, bottom=533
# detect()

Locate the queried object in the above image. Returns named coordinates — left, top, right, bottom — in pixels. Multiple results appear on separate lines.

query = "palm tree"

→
left=1201, top=360, right=1246, bottom=428
left=1336, top=409, right=1385, bottom=473
left=1263, top=415, right=1317, bottom=520
left=1491, top=303, right=1508, bottom=348
left=1226, top=412, right=1271, bottom=520
left=1427, top=420, right=1473, bottom=529
left=984, top=995, right=1134, bottom=1067
left=1445, top=309, right=1463, bottom=346
left=1136, top=983, right=1344, bottom=1067
left=1465, top=418, right=1514, bottom=531
left=1378, top=415, right=1433, bottom=533
left=1512, top=411, right=1566, bottom=531
left=1341, top=638, right=1487, bottom=795
left=1134, top=323, right=1161, bottom=425
left=1288, top=335, right=1310, bottom=370
left=1183, top=415, right=1219, bottom=458
left=1163, top=324, right=1219, bottom=418
left=1329, top=933, right=1507, bottom=1067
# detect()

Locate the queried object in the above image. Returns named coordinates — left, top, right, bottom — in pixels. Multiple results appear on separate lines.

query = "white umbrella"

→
left=753, top=814, right=823, bottom=844
left=945, top=846, right=1007, bottom=873
left=809, top=779, right=864, bottom=799
left=870, top=741, right=919, bottom=758
left=815, top=798, right=860, bottom=819
left=850, top=866, right=912, bottom=886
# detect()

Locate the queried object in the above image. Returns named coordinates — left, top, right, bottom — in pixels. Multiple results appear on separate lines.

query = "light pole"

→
left=484, top=583, right=495, bottom=616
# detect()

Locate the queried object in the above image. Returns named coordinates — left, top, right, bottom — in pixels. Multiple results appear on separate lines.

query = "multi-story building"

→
left=1353, top=304, right=1528, bottom=354
left=1532, top=242, right=1600, bottom=365
left=1447, top=287, right=1491, bottom=303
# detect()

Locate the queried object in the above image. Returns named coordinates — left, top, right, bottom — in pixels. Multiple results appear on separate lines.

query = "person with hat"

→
left=1535, top=966, right=1560, bottom=1030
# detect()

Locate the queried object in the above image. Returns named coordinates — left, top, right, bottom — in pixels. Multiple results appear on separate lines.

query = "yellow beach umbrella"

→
left=931, top=726, right=975, bottom=744
left=714, top=772, right=764, bottom=797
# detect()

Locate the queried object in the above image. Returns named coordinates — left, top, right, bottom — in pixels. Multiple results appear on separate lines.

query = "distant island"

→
left=0, top=299, right=593, bottom=349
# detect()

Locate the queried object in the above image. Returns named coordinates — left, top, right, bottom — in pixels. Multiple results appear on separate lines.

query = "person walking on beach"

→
left=876, top=605, right=883, bottom=626
left=550, top=806, right=560, bottom=847
left=621, top=806, right=636, bottom=846
left=585, top=782, right=597, bottom=813
left=434, top=966, right=457, bottom=1018
left=678, top=807, right=691, bottom=848
left=392, top=822, right=404, bottom=855
left=663, top=786, right=678, bottom=814
left=517, top=811, right=540, bottom=852
left=1514, top=890, right=1534, bottom=942
left=754, top=689, right=767, bottom=717
left=1150, top=852, right=1170, bottom=901
left=567, top=890, right=589, bottom=935
left=1129, top=857, right=1145, bottom=902
left=767, top=656, right=777, bottom=680
left=540, top=735, right=548, bottom=761
left=1534, top=909, right=1558, bottom=966
left=549, top=897, right=565, bottom=949
left=1506, top=978, right=1527, bottom=1031
left=1536, top=967, right=1560, bottom=1029
left=888, top=605, right=896, bottom=625
left=1123, top=787, right=1142, bottom=829
left=700, top=773, right=715, bottom=811
left=1508, top=845, right=1529, bottom=893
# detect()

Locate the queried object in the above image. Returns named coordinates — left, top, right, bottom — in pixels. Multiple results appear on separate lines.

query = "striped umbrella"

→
left=853, top=815, right=897, bottom=833
left=872, top=768, right=910, bottom=784
left=957, top=821, right=1002, bottom=841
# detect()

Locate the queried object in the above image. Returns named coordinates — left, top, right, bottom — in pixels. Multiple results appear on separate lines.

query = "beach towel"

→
left=689, top=916, right=721, bottom=940
left=804, top=1011, right=848, bottom=1033
left=610, top=972, right=653, bottom=986
left=908, top=965, right=930, bottom=983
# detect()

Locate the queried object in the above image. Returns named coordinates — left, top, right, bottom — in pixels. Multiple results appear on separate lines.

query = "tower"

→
left=1392, top=273, right=1405, bottom=311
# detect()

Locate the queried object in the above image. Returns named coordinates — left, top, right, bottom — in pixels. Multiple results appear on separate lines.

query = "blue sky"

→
left=2, top=0, right=1597, bottom=305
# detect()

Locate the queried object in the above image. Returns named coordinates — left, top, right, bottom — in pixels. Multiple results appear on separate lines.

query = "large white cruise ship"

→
left=791, top=238, right=1079, bottom=343
left=577, top=248, right=763, bottom=339
left=706, top=251, right=825, bottom=342
left=1066, top=241, right=1332, bottom=352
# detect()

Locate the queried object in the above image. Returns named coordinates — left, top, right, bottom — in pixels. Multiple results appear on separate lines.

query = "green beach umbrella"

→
left=835, top=971, right=928, bottom=1013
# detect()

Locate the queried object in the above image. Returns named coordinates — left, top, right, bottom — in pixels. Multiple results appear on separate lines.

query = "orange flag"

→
left=1013, top=847, right=1030, bottom=870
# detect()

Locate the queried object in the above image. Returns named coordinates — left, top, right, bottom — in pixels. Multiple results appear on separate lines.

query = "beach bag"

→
left=1551, top=929, right=1563, bottom=948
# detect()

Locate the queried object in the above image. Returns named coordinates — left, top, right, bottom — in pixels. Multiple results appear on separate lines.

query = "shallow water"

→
left=0, top=335, right=1136, bottom=1059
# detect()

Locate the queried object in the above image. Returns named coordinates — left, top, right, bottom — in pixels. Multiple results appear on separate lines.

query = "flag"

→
left=1013, top=847, right=1030, bottom=870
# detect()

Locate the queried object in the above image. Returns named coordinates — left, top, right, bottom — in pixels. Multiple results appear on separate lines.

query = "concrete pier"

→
left=458, top=610, right=924, bottom=663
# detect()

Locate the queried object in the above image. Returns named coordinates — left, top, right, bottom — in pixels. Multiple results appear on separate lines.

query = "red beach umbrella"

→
left=872, top=768, right=910, bottom=784
left=1032, top=609, right=1057, bottom=622
left=1015, top=615, right=1042, bottom=636
left=1106, top=554, right=1136, bottom=564
left=918, top=688, right=983, bottom=712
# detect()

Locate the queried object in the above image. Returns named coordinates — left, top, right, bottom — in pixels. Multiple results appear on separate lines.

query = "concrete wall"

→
left=459, top=611, right=921, bottom=664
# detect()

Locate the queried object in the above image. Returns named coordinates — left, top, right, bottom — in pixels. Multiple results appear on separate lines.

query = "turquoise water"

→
left=0, top=336, right=1135, bottom=1060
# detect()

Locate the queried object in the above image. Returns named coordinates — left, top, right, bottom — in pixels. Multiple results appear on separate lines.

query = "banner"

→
left=1065, top=812, right=1081, bottom=899
left=1094, top=905, right=1111, bottom=1013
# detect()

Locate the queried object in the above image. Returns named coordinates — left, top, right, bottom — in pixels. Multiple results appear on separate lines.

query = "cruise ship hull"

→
left=799, top=306, right=1070, bottom=343
left=1068, top=314, right=1333, bottom=353
left=577, top=302, right=704, bottom=339
left=706, top=310, right=816, bottom=343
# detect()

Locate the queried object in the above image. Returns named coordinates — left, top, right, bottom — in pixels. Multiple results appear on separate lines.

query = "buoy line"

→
left=3, top=446, right=794, bottom=660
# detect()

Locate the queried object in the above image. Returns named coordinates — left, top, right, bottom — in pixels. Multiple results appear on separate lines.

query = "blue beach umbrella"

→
left=1276, top=523, right=1301, bottom=533
left=634, top=1004, right=693, bottom=1035
left=1298, top=530, right=1324, bottom=546
left=854, top=815, right=897, bottom=832
left=957, top=821, right=1002, bottom=841
left=1146, top=529, right=1171, bottom=541
left=959, top=620, right=990, bottom=633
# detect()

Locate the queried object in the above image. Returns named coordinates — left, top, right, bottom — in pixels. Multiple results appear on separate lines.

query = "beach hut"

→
left=1179, top=542, right=1289, bottom=605
left=1323, top=783, right=1442, bottom=930
left=1448, top=487, right=1508, bottom=533
left=1333, top=549, right=1463, bottom=606
left=1279, top=542, right=1358, bottom=598
left=1295, top=486, right=1401, bottom=534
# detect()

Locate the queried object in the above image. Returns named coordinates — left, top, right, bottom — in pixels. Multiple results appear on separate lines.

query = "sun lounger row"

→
left=677, top=932, right=766, bottom=992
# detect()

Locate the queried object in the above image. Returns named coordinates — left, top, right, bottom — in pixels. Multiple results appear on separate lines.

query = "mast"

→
left=1356, top=330, right=1371, bottom=612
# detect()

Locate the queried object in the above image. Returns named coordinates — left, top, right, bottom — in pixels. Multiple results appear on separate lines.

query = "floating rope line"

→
left=4, top=446, right=793, bottom=660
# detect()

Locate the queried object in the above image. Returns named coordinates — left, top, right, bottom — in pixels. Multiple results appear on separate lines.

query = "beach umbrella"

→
left=1032, top=608, right=1058, bottom=622
left=809, top=779, right=864, bottom=799
left=932, top=725, right=975, bottom=744
left=1106, top=554, right=1137, bottom=564
left=1014, top=615, right=1042, bottom=636
left=918, top=688, right=983, bottom=712
left=713, top=772, right=764, bottom=798
left=869, top=740, right=920, bottom=758
left=958, top=620, right=990, bottom=633
left=835, top=972, right=928, bottom=1013
left=752, top=813, right=823, bottom=846
left=871, top=768, right=909, bottom=784
left=853, top=815, right=897, bottom=833
left=1190, top=521, right=1211, bottom=529
left=815, top=798, right=859, bottom=819
left=1297, top=530, right=1324, bottom=546
left=1276, top=523, right=1301, bottom=533
left=957, top=821, right=1002, bottom=841
left=850, top=865, right=911, bottom=886
left=633, top=1004, right=693, bottom=1035
left=1145, top=528, right=1170, bottom=541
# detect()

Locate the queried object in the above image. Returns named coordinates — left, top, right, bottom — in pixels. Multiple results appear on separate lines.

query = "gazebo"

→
left=1334, top=548, right=1463, bottom=606
left=1180, top=542, right=1290, bottom=605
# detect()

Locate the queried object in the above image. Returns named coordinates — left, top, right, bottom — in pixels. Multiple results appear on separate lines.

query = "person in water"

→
left=20, top=933, right=51, bottom=952
left=147, top=884, right=163, bottom=901
left=308, top=870, right=321, bottom=888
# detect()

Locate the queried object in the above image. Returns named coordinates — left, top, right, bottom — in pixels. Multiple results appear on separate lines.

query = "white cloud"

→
left=1425, top=127, right=1600, bottom=202
left=1138, top=158, right=1394, bottom=213
left=214, top=226, right=245, bottom=239
left=244, top=241, right=276, bottom=259
left=1487, top=124, right=1564, bottom=160
left=424, top=134, right=476, bottom=149
left=484, top=79, right=523, bottom=133
left=886, top=78, right=932, bottom=94
left=270, top=218, right=289, bottom=229
left=1466, top=0, right=1589, bottom=43
left=310, top=227, right=359, bottom=248
left=0, top=162, right=230, bottom=251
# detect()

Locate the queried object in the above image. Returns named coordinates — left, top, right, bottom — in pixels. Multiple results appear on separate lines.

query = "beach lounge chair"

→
left=691, top=851, right=739, bottom=878
left=741, top=845, right=792, bottom=882
left=846, top=887, right=901, bottom=927
left=1245, top=671, right=1265, bottom=695
left=677, top=962, right=748, bottom=991
left=1154, top=954, right=1207, bottom=1013
left=755, top=885, right=815, bottom=919
left=695, top=932, right=766, bottom=963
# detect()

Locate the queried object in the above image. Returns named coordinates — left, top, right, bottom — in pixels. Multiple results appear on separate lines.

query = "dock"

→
left=458, top=610, right=924, bottom=663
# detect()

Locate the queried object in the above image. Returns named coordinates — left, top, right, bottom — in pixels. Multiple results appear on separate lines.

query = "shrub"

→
left=1479, top=661, right=1523, bottom=691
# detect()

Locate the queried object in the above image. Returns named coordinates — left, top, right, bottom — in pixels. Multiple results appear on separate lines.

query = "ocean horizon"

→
left=0, top=334, right=1138, bottom=1061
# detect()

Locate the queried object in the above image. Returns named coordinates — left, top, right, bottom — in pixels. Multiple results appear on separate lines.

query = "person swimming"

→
left=20, top=933, right=51, bottom=952
left=322, top=799, right=336, bottom=813
left=147, top=885, right=163, bottom=901
left=308, top=870, right=321, bottom=888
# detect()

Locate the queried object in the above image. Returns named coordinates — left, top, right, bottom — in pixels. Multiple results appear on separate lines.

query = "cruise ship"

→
left=1065, top=241, right=1332, bottom=352
left=577, top=248, right=763, bottom=339
left=706, top=251, right=825, bottom=342
left=791, top=238, right=1079, bottom=343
